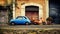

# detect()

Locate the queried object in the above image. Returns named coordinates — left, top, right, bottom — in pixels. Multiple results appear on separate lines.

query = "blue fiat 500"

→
left=10, top=16, right=31, bottom=25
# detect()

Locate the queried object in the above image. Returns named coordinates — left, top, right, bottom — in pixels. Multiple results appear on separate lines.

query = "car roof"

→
left=17, top=16, right=27, bottom=17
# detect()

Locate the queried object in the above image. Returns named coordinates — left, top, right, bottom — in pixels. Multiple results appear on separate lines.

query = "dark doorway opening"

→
left=25, top=6, right=39, bottom=20
left=0, top=5, right=13, bottom=23
left=0, top=6, right=8, bottom=23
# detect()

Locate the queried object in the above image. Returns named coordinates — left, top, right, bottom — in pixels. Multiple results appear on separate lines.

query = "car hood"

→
left=10, top=19, right=15, bottom=22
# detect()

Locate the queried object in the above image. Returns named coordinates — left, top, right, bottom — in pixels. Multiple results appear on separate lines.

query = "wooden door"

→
left=25, top=6, right=39, bottom=21
left=25, top=11, right=39, bottom=20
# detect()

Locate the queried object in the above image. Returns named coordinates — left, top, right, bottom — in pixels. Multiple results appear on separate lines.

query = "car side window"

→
left=16, top=16, right=22, bottom=19
left=24, top=17, right=27, bottom=19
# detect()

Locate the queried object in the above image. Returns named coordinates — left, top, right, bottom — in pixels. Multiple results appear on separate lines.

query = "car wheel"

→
left=25, top=22, right=29, bottom=25
left=10, top=22, right=15, bottom=25
left=11, top=23, right=15, bottom=25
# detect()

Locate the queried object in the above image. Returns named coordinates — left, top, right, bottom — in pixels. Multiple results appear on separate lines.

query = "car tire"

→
left=11, top=23, right=15, bottom=25
left=25, top=22, right=29, bottom=25
left=10, top=22, right=15, bottom=25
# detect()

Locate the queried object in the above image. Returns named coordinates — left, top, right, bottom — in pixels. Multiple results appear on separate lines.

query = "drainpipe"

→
left=13, top=0, right=15, bottom=19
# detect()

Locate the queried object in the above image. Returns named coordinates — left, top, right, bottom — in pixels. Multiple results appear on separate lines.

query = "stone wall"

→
left=0, top=29, right=60, bottom=34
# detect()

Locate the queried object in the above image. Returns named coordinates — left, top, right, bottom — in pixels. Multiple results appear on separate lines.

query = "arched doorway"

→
left=25, top=6, right=39, bottom=20
left=21, top=3, right=43, bottom=20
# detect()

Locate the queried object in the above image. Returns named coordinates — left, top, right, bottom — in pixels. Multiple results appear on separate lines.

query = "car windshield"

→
left=16, top=16, right=23, bottom=19
left=16, top=16, right=27, bottom=19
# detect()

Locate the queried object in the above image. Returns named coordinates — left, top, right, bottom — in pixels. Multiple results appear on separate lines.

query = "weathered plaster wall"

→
left=16, top=0, right=49, bottom=21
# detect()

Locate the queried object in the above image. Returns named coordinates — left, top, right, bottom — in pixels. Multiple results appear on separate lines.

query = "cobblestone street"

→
left=0, top=25, right=60, bottom=34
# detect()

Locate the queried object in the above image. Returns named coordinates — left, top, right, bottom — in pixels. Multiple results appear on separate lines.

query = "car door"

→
left=17, top=17, right=26, bottom=24
left=15, top=17, right=23, bottom=24
left=21, top=17, right=27, bottom=23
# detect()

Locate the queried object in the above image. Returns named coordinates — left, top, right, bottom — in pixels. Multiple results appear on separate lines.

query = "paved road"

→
left=0, top=25, right=60, bottom=28
left=0, top=23, right=60, bottom=29
left=0, top=25, right=60, bottom=30
left=0, top=23, right=60, bottom=28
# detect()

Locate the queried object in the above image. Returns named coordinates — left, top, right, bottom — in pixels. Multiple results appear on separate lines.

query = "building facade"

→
left=0, top=0, right=49, bottom=23
left=15, top=0, right=49, bottom=21
left=0, top=0, right=12, bottom=23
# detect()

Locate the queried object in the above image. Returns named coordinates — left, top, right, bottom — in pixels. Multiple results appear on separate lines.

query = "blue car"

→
left=10, top=16, right=31, bottom=25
